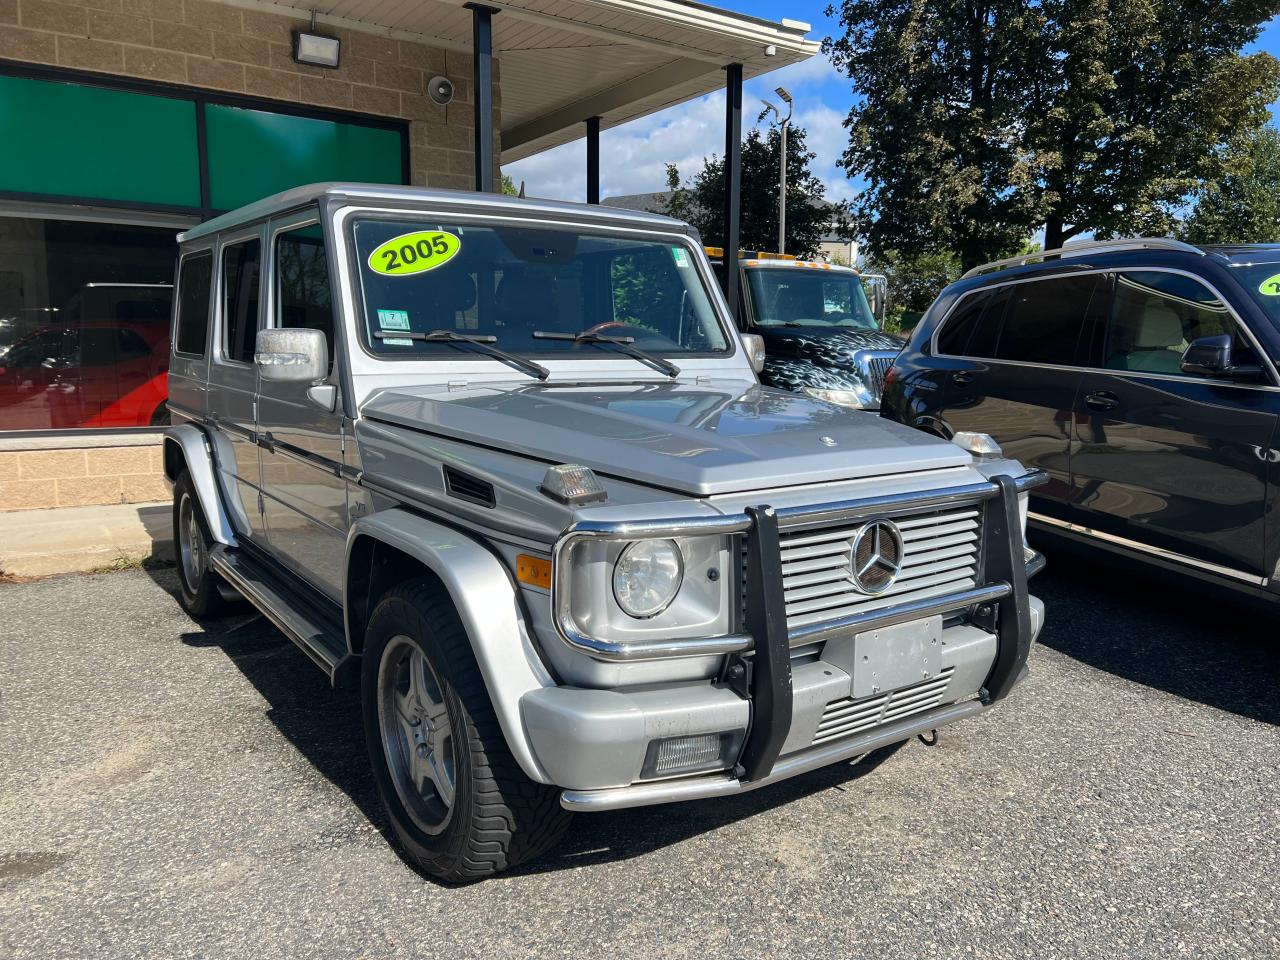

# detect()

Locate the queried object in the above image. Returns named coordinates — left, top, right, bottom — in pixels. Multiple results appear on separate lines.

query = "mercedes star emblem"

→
left=849, top=519, right=905, bottom=594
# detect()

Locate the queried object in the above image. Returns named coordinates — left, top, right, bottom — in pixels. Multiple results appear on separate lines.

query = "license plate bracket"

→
left=850, top=615, right=943, bottom=699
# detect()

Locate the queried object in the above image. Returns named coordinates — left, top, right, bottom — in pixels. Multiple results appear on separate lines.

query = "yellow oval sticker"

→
left=1259, top=273, right=1280, bottom=296
left=367, top=230, right=461, bottom=276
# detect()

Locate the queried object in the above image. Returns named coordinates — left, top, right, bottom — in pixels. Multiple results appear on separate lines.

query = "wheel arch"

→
left=163, top=424, right=236, bottom=546
left=345, top=509, right=554, bottom=784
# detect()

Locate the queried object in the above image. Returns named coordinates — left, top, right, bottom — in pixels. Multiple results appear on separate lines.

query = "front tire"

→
left=362, top=578, right=570, bottom=882
left=172, top=471, right=226, bottom=618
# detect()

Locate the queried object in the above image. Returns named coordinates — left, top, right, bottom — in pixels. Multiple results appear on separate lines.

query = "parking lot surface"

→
left=1, top=554, right=1277, bottom=960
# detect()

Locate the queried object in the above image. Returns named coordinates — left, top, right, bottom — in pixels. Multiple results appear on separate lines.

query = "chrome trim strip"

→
left=560, top=698, right=987, bottom=811
left=1028, top=512, right=1267, bottom=585
left=930, top=267, right=1280, bottom=387
left=785, top=582, right=1010, bottom=647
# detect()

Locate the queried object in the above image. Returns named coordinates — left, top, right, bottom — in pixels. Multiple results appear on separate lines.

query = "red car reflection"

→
left=0, top=283, right=172, bottom=429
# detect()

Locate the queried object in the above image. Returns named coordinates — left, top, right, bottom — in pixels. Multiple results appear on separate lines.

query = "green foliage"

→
left=864, top=249, right=962, bottom=325
left=1181, top=125, right=1280, bottom=244
left=665, top=125, right=846, bottom=257
left=500, top=174, right=519, bottom=197
left=825, top=0, right=1280, bottom=268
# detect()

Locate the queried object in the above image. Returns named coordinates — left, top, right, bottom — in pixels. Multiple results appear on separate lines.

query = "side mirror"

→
left=1180, top=334, right=1263, bottom=380
left=742, top=333, right=766, bottom=374
left=255, top=328, right=327, bottom=383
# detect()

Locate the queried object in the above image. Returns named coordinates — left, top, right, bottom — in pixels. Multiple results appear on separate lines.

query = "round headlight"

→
left=612, top=539, right=684, bottom=618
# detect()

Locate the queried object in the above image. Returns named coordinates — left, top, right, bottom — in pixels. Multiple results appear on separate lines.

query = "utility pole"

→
left=763, top=87, right=793, bottom=254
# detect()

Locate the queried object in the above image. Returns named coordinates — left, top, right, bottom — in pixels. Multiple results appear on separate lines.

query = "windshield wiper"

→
left=531, top=330, right=680, bottom=378
left=373, top=329, right=549, bottom=381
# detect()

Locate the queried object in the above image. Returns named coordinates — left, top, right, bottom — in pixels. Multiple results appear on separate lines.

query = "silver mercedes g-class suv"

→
left=162, top=183, right=1046, bottom=882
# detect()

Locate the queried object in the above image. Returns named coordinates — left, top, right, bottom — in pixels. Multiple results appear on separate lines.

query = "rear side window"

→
left=995, top=275, right=1098, bottom=364
left=174, top=252, right=212, bottom=357
left=275, top=224, right=334, bottom=372
left=222, top=238, right=261, bottom=364
left=936, top=290, right=991, bottom=355
left=936, top=276, right=1096, bottom=365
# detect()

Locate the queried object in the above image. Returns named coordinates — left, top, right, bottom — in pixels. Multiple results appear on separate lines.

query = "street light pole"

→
left=763, top=87, right=794, bottom=254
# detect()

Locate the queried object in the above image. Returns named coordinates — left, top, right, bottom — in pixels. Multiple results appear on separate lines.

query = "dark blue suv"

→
left=881, top=238, right=1280, bottom=599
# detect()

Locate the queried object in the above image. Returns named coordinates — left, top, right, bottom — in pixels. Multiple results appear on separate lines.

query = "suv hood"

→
left=755, top=326, right=905, bottom=366
left=360, top=380, right=968, bottom=496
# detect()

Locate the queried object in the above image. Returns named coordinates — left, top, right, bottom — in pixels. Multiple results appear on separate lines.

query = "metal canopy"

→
left=233, top=0, right=818, bottom=162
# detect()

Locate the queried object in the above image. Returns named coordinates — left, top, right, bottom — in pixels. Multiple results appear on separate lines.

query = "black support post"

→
left=467, top=4, right=497, bottom=192
left=721, top=63, right=743, bottom=316
left=736, top=504, right=793, bottom=782
left=585, top=116, right=601, bottom=205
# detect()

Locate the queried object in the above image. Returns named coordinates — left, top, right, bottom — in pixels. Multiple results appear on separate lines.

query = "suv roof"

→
left=180, top=182, right=692, bottom=244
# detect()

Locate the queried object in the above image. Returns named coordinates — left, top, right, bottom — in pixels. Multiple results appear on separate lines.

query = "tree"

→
left=864, top=249, right=962, bottom=320
left=665, top=124, right=847, bottom=257
left=1181, top=124, right=1280, bottom=243
left=500, top=174, right=519, bottom=197
left=825, top=0, right=1280, bottom=267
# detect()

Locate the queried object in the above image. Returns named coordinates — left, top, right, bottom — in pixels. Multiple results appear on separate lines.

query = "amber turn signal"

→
left=516, top=554, right=552, bottom=589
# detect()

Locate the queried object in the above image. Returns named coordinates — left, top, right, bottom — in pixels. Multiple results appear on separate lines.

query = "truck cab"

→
left=709, top=250, right=904, bottom=410
left=162, top=184, right=1045, bottom=881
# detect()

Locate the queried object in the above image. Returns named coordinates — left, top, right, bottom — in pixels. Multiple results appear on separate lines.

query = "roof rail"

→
left=960, top=238, right=1205, bottom=279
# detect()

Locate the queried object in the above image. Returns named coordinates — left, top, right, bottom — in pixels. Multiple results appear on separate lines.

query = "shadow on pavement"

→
left=159, top=562, right=915, bottom=879
left=1031, top=538, right=1279, bottom=726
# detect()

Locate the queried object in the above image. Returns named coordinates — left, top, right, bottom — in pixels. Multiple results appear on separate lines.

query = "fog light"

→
left=641, top=731, right=741, bottom=778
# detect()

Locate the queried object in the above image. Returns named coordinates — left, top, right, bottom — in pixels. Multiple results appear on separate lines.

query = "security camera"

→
left=427, top=76, right=455, bottom=106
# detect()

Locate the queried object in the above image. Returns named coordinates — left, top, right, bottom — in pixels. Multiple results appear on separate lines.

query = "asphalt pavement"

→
left=1, top=550, right=1277, bottom=959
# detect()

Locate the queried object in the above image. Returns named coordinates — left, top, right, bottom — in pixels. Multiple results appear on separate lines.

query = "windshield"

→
left=1230, top=259, right=1280, bottom=342
left=352, top=218, right=729, bottom=358
left=745, top=269, right=880, bottom=329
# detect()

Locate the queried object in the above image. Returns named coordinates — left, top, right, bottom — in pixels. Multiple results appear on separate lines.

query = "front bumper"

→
left=522, top=472, right=1047, bottom=811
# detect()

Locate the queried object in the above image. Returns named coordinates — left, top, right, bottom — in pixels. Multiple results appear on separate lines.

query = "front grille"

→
left=812, top=667, right=955, bottom=746
left=779, top=506, right=982, bottom=633
left=861, top=353, right=897, bottom=399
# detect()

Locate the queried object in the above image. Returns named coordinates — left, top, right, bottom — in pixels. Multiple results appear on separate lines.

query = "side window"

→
left=992, top=274, right=1098, bottom=365
left=174, top=252, right=212, bottom=357
left=1104, top=271, right=1250, bottom=377
left=222, top=237, right=261, bottom=364
left=275, top=224, right=334, bottom=371
left=935, top=290, right=991, bottom=355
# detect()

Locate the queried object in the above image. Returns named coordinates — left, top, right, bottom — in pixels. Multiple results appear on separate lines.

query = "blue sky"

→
left=504, top=2, right=1280, bottom=206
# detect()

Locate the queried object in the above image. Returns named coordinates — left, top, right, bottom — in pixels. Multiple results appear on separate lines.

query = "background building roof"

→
left=237, top=0, right=818, bottom=162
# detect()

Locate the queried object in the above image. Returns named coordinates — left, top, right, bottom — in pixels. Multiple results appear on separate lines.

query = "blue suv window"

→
left=1104, top=271, right=1249, bottom=376
left=938, top=275, right=1097, bottom=366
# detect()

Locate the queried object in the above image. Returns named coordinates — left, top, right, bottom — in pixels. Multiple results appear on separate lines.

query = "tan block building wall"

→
left=0, top=0, right=503, bottom=510
left=0, top=0, right=502, bottom=192
left=0, top=435, right=169, bottom=509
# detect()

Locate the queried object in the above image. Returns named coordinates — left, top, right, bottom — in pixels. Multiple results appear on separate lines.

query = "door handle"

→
left=951, top=371, right=974, bottom=385
left=1084, top=390, right=1119, bottom=412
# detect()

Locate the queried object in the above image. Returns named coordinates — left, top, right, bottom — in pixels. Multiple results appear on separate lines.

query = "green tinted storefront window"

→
left=205, top=104, right=404, bottom=210
left=0, top=75, right=200, bottom=208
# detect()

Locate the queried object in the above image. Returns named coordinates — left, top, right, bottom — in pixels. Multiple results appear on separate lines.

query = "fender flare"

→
left=162, top=424, right=237, bottom=546
left=346, top=509, right=554, bottom=784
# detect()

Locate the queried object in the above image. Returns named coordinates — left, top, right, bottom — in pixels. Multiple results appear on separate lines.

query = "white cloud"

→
left=503, top=52, right=856, bottom=206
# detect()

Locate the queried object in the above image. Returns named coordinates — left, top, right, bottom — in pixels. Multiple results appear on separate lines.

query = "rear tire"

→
left=173, top=470, right=227, bottom=618
left=362, top=577, right=571, bottom=882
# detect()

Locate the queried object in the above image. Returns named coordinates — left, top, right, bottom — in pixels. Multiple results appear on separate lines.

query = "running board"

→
left=209, top=544, right=356, bottom=687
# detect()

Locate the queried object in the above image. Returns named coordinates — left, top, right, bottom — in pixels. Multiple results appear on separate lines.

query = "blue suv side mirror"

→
left=1181, top=334, right=1263, bottom=381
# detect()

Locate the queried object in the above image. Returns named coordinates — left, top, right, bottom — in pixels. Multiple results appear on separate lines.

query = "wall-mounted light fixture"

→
left=292, top=11, right=341, bottom=69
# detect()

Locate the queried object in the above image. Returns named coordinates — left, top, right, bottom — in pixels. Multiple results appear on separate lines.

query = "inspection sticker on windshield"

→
left=1259, top=273, right=1280, bottom=296
left=368, top=230, right=461, bottom=276
left=377, top=309, right=410, bottom=330
left=671, top=246, right=691, bottom=268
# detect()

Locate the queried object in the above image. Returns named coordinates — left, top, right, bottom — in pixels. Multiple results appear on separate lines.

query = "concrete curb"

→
left=0, top=501, right=173, bottom=579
